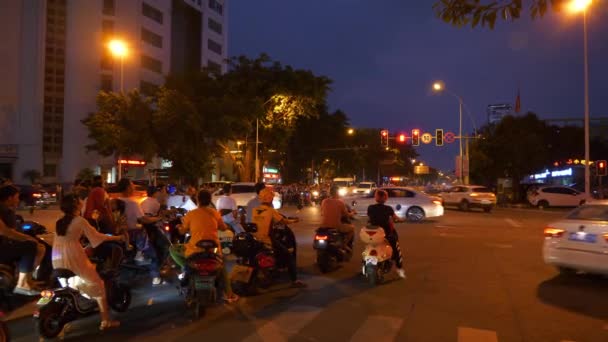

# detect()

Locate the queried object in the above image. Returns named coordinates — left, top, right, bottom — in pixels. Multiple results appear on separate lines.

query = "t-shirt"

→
left=183, top=207, right=224, bottom=257
left=251, top=204, right=283, bottom=246
left=245, top=197, right=261, bottom=223
left=320, top=198, right=348, bottom=229
left=367, top=203, right=395, bottom=235
left=120, top=197, right=144, bottom=230
left=216, top=195, right=237, bottom=211
left=140, top=197, right=161, bottom=216
left=0, top=203, right=17, bottom=229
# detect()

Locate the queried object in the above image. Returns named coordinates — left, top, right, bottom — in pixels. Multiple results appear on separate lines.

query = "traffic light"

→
left=398, top=133, right=406, bottom=143
left=598, top=160, right=607, bottom=176
left=380, top=129, right=389, bottom=147
left=435, top=129, right=443, bottom=146
left=411, top=129, right=420, bottom=146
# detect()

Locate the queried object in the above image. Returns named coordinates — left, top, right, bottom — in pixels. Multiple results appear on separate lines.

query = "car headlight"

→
left=312, top=191, right=319, bottom=197
left=338, top=188, right=347, bottom=196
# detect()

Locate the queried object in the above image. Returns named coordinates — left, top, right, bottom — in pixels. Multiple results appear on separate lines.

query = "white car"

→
left=439, top=185, right=496, bottom=212
left=351, top=187, right=444, bottom=222
left=212, top=182, right=282, bottom=209
left=528, top=185, right=589, bottom=209
left=353, top=182, right=377, bottom=195
left=543, top=201, right=608, bottom=276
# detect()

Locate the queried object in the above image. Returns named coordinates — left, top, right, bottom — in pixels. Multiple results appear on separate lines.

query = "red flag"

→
left=515, top=88, right=521, bottom=113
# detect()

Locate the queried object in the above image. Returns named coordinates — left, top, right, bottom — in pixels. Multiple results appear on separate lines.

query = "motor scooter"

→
left=34, top=267, right=131, bottom=339
left=360, top=226, right=394, bottom=286
left=179, top=240, right=224, bottom=319
left=0, top=310, right=8, bottom=342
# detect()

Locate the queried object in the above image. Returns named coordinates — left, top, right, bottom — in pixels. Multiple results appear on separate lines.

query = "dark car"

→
left=16, top=185, right=55, bottom=209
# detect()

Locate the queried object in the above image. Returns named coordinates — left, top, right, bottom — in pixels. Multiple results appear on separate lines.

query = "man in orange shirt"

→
left=171, top=190, right=238, bottom=303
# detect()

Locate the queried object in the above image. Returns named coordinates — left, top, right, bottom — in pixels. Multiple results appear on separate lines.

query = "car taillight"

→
left=544, top=227, right=565, bottom=238
left=366, top=231, right=377, bottom=236
left=470, top=193, right=479, bottom=197
left=33, top=193, right=42, bottom=198
left=369, top=250, right=378, bottom=256
left=315, top=235, right=328, bottom=241
left=188, top=259, right=219, bottom=274
left=432, top=200, right=442, bottom=206
left=604, top=233, right=608, bottom=242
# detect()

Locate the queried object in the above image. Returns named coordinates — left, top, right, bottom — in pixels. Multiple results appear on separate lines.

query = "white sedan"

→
left=350, top=187, right=444, bottom=222
left=543, top=200, right=608, bottom=276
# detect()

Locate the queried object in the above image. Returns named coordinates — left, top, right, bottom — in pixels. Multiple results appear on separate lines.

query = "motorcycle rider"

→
left=320, top=186, right=355, bottom=249
left=170, top=190, right=239, bottom=303
left=245, top=182, right=266, bottom=224
left=52, top=194, right=124, bottom=330
left=215, top=183, right=244, bottom=234
left=141, top=186, right=161, bottom=216
left=252, top=188, right=306, bottom=288
left=0, top=185, right=48, bottom=283
left=116, top=178, right=163, bottom=285
left=0, top=219, right=40, bottom=296
left=366, top=189, right=406, bottom=279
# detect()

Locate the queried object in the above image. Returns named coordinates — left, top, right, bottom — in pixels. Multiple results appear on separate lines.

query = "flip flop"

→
left=13, top=287, right=41, bottom=296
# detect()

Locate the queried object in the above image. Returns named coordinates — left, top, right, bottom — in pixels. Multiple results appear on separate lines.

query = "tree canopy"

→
left=433, top=0, right=568, bottom=29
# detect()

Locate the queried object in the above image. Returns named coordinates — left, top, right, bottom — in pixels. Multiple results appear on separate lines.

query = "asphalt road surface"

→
left=4, top=205, right=608, bottom=342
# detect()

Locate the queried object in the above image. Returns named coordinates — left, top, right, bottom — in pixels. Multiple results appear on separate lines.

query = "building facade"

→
left=0, top=0, right=228, bottom=184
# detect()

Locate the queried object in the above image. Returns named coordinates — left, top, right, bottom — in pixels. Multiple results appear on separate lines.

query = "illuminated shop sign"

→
left=533, top=168, right=572, bottom=179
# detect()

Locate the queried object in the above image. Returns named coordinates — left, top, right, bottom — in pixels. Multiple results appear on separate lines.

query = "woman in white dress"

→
left=52, top=194, right=124, bottom=330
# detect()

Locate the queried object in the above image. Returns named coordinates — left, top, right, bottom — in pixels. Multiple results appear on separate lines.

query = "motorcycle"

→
left=313, top=228, right=352, bottom=273
left=179, top=240, right=223, bottom=319
left=0, top=311, right=8, bottom=342
left=159, top=208, right=188, bottom=244
left=360, top=225, right=394, bottom=286
left=34, top=268, right=131, bottom=339
left=230, top=219, right=297, bottom=296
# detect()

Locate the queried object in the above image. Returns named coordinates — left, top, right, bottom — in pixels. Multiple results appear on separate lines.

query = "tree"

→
left=433, top=0, right=568, bottom=29
left=76, top=168, right=96, bottom=182
left=82, top=90, right=157, bottom=160
left=22, top=169, right=41, bottom=184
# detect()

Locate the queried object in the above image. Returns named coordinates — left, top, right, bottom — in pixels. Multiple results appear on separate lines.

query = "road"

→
left=5, top=205, right=608, bottom=342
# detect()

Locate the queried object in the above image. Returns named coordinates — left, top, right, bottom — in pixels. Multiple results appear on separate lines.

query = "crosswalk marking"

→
left=242, top=305, right=323, bottom=342
left=504, top=218, right=522, bottom=228
left=458, top=327, right=498, bottom=342
left=350, top=315, right=403, bottom=342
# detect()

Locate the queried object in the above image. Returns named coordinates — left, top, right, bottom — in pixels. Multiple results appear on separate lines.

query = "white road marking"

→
left=242, top=305, right=323, bottom=342
left=350, top=315, right=403, bottom=342
left=484, top=243, right=513, bottom=249
left=457, top=327, right=498, bottom=342
left=504, top=218, right=522, bottom=228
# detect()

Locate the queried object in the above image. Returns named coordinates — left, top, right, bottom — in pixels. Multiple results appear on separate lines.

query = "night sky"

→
left=229, top=1, right=608, bottom=171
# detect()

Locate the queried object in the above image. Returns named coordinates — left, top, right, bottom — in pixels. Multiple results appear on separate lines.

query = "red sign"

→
left=444, top=131, right=456, bottom=144
left=118, top=159, right=146, bottom=166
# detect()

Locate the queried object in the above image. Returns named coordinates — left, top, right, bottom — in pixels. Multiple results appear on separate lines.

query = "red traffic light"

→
left=411, top=129, right=420, bottom=146
left=398, top=133, right=406, bottom=143
left=381, top=130, right=388, bottom=137
left=598, top=160, right=607, bottom=176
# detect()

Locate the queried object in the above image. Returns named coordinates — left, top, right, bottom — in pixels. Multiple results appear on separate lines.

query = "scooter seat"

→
left=52, top=268, right=77, bottom=279
left=195, top=240, right=219, bottom=249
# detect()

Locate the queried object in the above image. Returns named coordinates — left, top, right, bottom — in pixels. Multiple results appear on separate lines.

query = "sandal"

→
left=100, top=320, right=120, bottom=331
left=224, top=294, right=239, bottom=304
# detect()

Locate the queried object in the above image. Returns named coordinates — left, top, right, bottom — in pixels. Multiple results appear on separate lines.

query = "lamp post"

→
left=568, top=0, right=592, bottom=195
left=108, top=39, right=128, bottom=181
left=433, top=81, right=465, bottom=184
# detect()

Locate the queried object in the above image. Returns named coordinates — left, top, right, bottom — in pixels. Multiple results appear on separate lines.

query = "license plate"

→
left=481, top=200, right=491, bottom=204
left=365, top=256, right=378, bottom=265
left=194, top=278, right=214, bottom=290
left=568, top=232, right=597, bottom=243
left=37, top=297, right=52, bottom=305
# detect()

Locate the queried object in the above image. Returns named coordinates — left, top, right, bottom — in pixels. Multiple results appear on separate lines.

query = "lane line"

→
left=242, top=305, right=323, bottom=342
left=350, top=315, right=404, bottom=342
left=457, top=327, right=498, bottom=342
left=504, top=218, right=522, bottom=228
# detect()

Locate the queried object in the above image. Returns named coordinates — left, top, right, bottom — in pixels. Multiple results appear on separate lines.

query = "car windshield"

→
left=566, top=205, right=608, bottom=221
left=358, top=183, right=372, bottom=189
left=471, top=187, right=492, bottom=193
left=335, top=181, right=351, bottom=187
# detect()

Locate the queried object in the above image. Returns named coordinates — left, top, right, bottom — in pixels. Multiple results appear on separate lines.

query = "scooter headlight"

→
left=338, top=188, right=347, bottom=196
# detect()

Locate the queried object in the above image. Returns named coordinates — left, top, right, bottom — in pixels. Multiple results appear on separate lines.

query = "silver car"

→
left=351, top=187, right=444, bottom=222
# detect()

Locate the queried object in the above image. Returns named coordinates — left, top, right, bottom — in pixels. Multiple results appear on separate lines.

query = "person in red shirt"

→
left=83, top=176, right=114, bottom=234
left=320, top=186, right=355, bottom=249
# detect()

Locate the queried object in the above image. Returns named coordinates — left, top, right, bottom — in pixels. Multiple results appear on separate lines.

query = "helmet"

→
left=259, top=188, right=274, bottom=203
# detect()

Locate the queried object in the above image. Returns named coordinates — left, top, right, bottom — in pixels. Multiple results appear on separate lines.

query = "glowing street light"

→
left=432, top=81, right=444, bottom=91
left=567, top=0, right=593, bottom=195
left=347, top=128, right=355, bottom=135
left=107, top=39, right=128, bottom=92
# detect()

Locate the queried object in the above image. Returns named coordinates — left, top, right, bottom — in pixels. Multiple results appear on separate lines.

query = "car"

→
left=543, top=200, right=608, bottom=276
left=350, top=187, right=444, bottom=222
left=16, top=185, right=56, bottom=208
left=527, top=185, right=589, bottom=209
left=107, top=183, right=148, bottom=204
left=439, top=185, right=496, bottom=212
left=353, top=182, right=377, bottom=195
left=212, top=182, right=282, bottom=209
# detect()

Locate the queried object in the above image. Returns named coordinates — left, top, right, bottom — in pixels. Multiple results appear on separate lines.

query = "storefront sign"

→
left=533, top=168, right=572, bottom=179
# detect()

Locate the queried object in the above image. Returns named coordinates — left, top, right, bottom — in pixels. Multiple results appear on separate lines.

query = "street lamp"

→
left=432, top=80, right=465, bottom=184
left=107, top=39, right=128, bottom=92
left=107, top=39, right=128, bottom=181
left=568, top=0, right=592, bottom=195
left=347, top=128, right=355, bottom=135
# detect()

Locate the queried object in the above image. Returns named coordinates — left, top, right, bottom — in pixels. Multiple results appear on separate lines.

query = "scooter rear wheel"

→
left=108, top=283, right=131, bottom=313
left=317, top=252, right=332, bottom=273
left=0, top=321, right=9, bottom=342
left=365, top=264, right=378, bottom=287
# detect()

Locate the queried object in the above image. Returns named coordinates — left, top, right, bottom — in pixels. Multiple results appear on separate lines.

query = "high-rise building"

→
left=0, top=0, right=228, bottom=184
left=486, top=103, right=513, bottom=125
